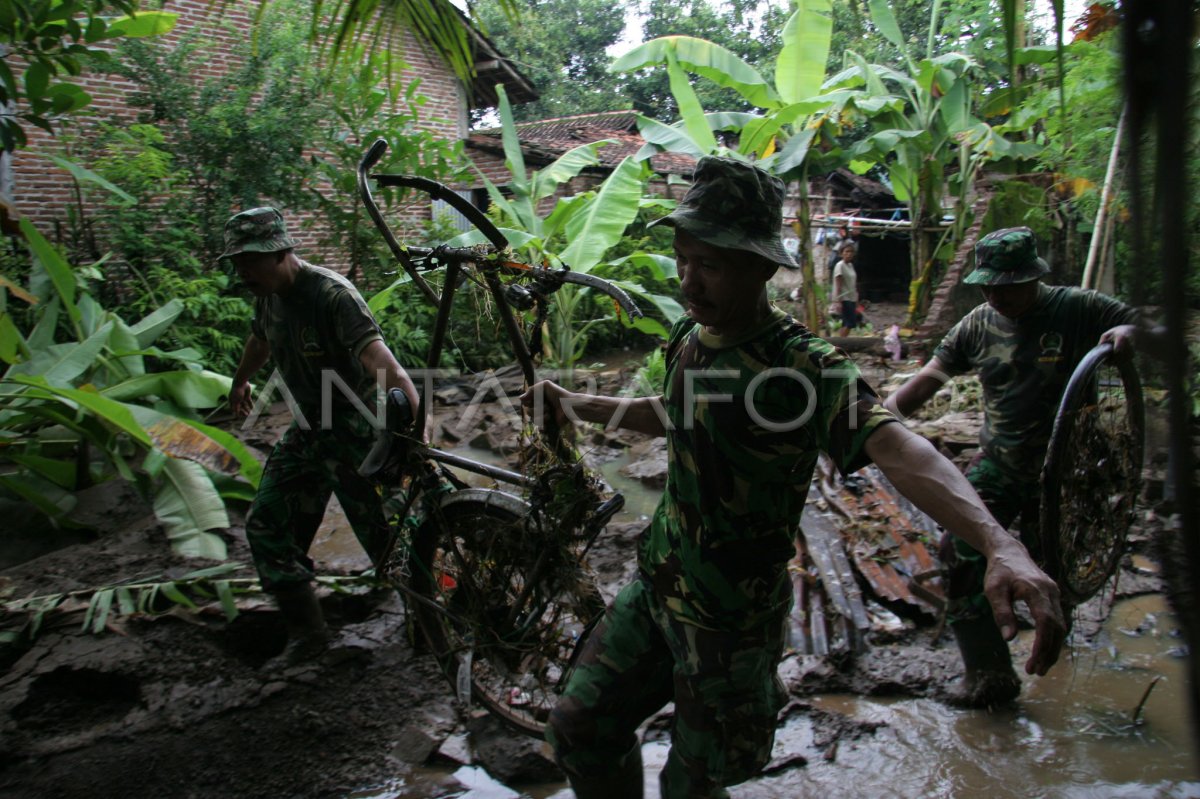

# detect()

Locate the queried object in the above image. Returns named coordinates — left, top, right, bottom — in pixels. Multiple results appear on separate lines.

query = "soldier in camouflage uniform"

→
left=886, top=226, right=1142, bottom=708
left=523, top=161, right=1066, bottom=799
left=221, top=207, right=419, bottom=665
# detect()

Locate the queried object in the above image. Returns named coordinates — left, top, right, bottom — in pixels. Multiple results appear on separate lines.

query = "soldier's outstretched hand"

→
left=982, top=541, right=1067, bottom=676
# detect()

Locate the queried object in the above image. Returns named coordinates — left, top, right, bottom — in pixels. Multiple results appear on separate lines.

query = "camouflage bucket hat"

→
left=649, top=156, right=799, bottom=269
left=219, top=207, right=298, bottom=262
left=964, top=226, right=1050, bottom=286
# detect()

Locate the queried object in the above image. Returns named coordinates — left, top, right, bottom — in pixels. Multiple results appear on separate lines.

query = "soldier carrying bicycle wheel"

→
left=884, top=226, right=1163, bottom=708
left=523, top=157, right=1067, bottom=799
left=220, top=207, right=419, bottom=666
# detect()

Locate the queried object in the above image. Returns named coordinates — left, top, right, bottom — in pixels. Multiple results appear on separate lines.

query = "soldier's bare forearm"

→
left=233, top=334, right=271, bottom=386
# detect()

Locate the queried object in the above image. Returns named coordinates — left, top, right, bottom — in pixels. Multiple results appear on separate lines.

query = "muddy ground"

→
left=0, top=330, right=1171, bottom=799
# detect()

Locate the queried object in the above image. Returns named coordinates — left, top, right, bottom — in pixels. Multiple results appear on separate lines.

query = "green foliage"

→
left=473, top=0, right=627, bottom=124
left=1014, top=29, right=1200, bottom=303
left=450, top=85, right=680, bottom=371
left=103, top=6, right=325, bottom=261
left=0, top=223, right=260, bottom=558
left=83, top=123, right=251, bottom=375
left=622, top=346, right=666, bottom=397
left=313, top=0, right=520, bottom=95
left=632, top=0, right=792, bottom=123
left=307, top=44, right=467, bottom=291
left=474, top=0, right=789, bottom=125
left=0, top=0, right=177, bottom=149
left=982, top=180, right=1055, bottom=242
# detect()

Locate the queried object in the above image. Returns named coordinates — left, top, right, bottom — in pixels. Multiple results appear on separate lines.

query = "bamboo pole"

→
left=1081, top=105, right=1127, bottom=290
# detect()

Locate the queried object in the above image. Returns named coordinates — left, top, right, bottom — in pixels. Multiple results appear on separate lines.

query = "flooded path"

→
left=316, top=439, right=1198, bottom=798
left=744, top=595, right=1197, bottom=798
left=346, top=594, right=1198, bottom=798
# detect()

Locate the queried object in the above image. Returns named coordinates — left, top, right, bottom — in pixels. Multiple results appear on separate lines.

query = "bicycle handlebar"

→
left=400, top=245, right=643, bottom=320
left=357, top=138, right=642, bottom=321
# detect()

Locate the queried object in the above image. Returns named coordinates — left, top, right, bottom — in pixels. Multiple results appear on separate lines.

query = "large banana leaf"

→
left=102, top=370, right=232, bottom=409
left=705, top=111, right=761, bottom=132
left=611, top=36, right=778, bottom=110
left=130, top=299, right=185, bottom=349
left=607, top=252, right=679, bottom=281
left=775, top=0, right=834, bottom=105
left=107, top=319, right=144, bottom=379
left=6, top=452, right=75, bottom=489
left=3, top=321, right=114, bottom=384
left=531, top=142, right=610, bottom=204
left=4, top=376, right=153, bottom=446
left=441, top=225, right=535, bottom=247
left=25, top=298, right=59, bottom=350
left=558, top=158, right=646, bottom=273
left=667, top=49, right=719, bottom=154
left=126, top=404, right=262, bottom=486
left=153, top=458, right=229, bottom=560
left=609, top=278, right=684, bottom=325
left=634, top=115, right=711, bottom=159
left=20, top=219, right=80, bottom=326
left=739, top=101, right=831, bottom=159
left=0, top=473, right=78, bottom=521
left=542, top=195, right=594, bottom=249
left=0, top=312, right=26, bottom=364
left=867, top=0, right=915, bottom=72
left=494, top=85, right=536, bottom=231
left=761, top=128, right=816, bottom=177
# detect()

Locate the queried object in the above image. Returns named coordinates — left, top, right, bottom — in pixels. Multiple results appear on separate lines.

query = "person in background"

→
left=522, top=161, right=1065, bottom=799
left=832, top=240, right=859, bottom=336
left=884, top=226, right=1153, bottom=707
left=222, top=207, right=419, bottom=665
left=825, top=222, right=856, bottom=274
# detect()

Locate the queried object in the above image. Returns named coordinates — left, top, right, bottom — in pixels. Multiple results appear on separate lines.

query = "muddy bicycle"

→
left=353, top=138, right=643, bottom=738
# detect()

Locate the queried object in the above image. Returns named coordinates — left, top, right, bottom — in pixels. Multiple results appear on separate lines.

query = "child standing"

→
left=832, top=241, right=859, bottom=335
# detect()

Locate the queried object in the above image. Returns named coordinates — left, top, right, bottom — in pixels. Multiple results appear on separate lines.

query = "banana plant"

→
left=832, top=0, right=1044, bottom=323
left=608, top=0, right=836, bottom=330
left=1, top=221, right=261, bottom=559
left=412, top=84, right=682, bottom=371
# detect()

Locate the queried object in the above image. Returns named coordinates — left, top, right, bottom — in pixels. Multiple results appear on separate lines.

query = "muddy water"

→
left=749, top=594, right=1198, bottom=798
left=313, top=450, right=1199, bottom=797
left=350, top=595, right=1198, bottom=798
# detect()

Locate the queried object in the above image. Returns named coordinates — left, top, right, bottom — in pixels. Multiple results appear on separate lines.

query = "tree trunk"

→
left=795, top=184, right=820, bottom=331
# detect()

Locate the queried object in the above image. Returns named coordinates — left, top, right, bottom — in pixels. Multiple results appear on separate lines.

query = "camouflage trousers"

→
left=245, top=414, right=389, bottom=590
left=941, top=454, right=1043, bottom=623
left=546, top=578, right=786, bottom=799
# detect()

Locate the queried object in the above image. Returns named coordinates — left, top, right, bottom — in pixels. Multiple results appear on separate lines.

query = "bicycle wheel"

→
left=1040, top=343, right=1145, bottom=606
left=408, top=488, right=605, bottom=738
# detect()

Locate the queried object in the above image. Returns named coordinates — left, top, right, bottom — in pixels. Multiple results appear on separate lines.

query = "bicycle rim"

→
left=409, top=489, right=605, bottom=738
left=1041, top=348, right=1144, bottom=605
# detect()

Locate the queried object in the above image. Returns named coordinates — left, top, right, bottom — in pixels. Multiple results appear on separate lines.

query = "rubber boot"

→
left=271, top=582, right=331, bottom=666
left=566, top=743, right=644, bottom=799
left=947, top=615, right=1021, bottom=709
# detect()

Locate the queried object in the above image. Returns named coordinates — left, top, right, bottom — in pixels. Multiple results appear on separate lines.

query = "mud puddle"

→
left=322, top=589, right=1197, bottom=798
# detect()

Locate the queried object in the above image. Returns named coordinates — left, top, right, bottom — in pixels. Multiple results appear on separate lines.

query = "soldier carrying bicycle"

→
left=220, top=207, right=419, bottom=666
left=884, top=226, right=1163, bottom=708
left=523, top=158, right=1067, bottom=799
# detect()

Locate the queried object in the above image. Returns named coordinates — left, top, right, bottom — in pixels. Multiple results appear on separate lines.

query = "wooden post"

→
left=1081, top=106, right=1126, bottom=290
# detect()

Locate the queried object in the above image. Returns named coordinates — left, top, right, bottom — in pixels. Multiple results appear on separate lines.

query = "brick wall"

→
left=8, top=0, right=468, bottom=271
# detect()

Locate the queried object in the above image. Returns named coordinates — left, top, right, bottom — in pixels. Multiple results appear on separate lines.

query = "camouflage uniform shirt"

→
left=250, top=260, right=384, bottom=424
left=639, top=310, right=895, bottom=631
left=934, top=283, right=1137, bottom=476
